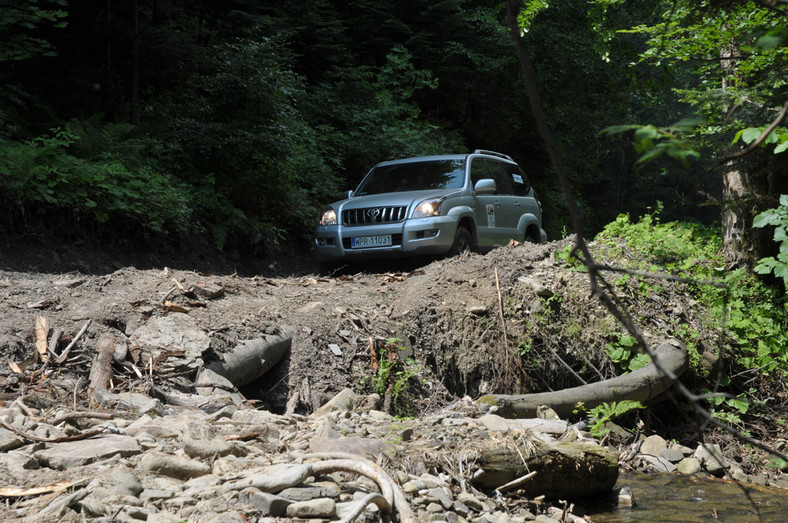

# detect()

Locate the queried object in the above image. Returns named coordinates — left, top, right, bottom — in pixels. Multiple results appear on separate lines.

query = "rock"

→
left=479, top=413, right=510, bottom=432
left=308, top=436, right=394, bottom=458
left=640, top=434, right=668, bottom=456
left=676, top=457, right=702, bottom=475
left=640, top=454, right=676, bottom=473
left=615, top=486, right=635, bottom=507
left=457, top=491, right=485, bottom=511
left=86, top=467, right=143, bottom=497
left=238, top=487, right=291, bottom=516
left=518, top=276, right=554, bottom=297
left=314, top=388, right=357, bottom=414
left=137, top=453, right=211, bottom=479
left=278, top=485, right=339, bottom=502
left=694, top=444, right=729, bottom=476
left=183, top=437, right=235, bottom=459
left=130, top=312, right=209, bottom=369
left=0, top=427, right=25, bottom=452
left=225, top=464, right=312, bottom=492
left=34, top=434, right=142, bottom=469
left=285, top=498, right=336, bottom=518
left=660, top=448, right=686, bottom=463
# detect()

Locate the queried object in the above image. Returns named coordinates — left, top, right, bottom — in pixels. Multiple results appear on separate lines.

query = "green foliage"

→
left=0, top=0, right=68, bottom=62
left=605, top=334, right=651, bottom=371
left=0, top=125, right=194, bottom=234
left=306, top=45, right=463, bottom=185
left=609, top=1, right=788, bottom=159
left=594, top=207, right=788, bottom=379
left=518, top=1, right=551, bottom=33
left=577, top=400, right=645, bottom=437
left=752, top=195, right=788, bottom=286
left=733, top=126, right=788, bottom=155
left=372, top=338, right=422, bottom=418
left=161, top=34, right=340, bottom=251
left=599, top=118, right=701, bottom=168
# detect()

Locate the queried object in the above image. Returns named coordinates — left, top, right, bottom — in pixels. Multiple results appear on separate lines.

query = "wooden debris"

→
left=0, top=419, right=106, bottom=443
left=56, top=319, right=91, bottom=364
left=163, top=300, right=189, bottom=313
left=88, top=335, right=117, bottom=392
left=35, top=315, right=50, bottom=363
left=471, top=437, right=618, bottom=499
left=478, top=339, right=688, bottom=418
left=0, top=480, right=78, bottom=498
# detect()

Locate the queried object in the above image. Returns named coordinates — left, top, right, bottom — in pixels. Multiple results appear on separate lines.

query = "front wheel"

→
left=448, top=226, right=473, bottom=256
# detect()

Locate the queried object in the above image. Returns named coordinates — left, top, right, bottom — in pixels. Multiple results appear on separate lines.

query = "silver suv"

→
left=314, top=150, right=547, bottom=263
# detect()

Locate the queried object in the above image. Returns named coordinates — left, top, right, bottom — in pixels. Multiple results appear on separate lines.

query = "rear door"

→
left=470, top=158, right=516, bottom=247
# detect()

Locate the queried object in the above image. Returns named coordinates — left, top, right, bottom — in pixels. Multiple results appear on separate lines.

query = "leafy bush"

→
left=753, top=194, right=788, bottom=286
left=591, top=206, right=788, bottom=383
left=0, top=125, right=195, bottom=235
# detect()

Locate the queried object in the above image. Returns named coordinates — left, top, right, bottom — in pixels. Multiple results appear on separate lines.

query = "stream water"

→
left=587, top=472, right=788, bottom=522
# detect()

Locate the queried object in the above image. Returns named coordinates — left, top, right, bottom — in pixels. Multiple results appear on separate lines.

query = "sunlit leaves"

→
left=753, top=195, right=788, bottom=286
left=518, top=0, right=551, bottom=34
left=600, top=118, right=701, bottom=168
left=733, top=126, right=788, bottom=154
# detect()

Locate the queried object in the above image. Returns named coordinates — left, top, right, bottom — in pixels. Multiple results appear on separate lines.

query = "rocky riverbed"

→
left=2, top=383, right=786, bottom=522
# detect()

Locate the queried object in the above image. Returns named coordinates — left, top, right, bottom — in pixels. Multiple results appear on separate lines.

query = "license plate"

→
left=351, top=235, right=392, bottom=248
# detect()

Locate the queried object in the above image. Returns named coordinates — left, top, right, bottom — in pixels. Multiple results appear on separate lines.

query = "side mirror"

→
left=345, top=190, right=354, bottom=199
left=474, top=179, right=496, bottom=195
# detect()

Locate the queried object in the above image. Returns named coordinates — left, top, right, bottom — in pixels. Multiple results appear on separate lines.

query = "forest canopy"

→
left=0, top=0, right=786, bottom=267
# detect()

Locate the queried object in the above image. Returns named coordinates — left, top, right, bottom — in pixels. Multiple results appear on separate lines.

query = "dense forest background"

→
left=1, top=0, right=786, bottom=267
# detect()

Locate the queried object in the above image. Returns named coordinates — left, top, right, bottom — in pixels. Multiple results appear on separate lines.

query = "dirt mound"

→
left=0, top=236, right=714, bottom=423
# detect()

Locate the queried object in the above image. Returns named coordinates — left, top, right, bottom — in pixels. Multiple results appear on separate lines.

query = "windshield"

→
left=355, top=159, right=466, bottom=196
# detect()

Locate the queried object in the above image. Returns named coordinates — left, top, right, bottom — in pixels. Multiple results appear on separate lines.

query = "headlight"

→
left=412, top=198, right=443, bottom=218
left=320, top=209, right=337, bottom=226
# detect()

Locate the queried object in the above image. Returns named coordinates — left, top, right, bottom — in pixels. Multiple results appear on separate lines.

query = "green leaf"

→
left=740, top=127, right=762, bottom=144
left=634, top=125, right=659, bottom=141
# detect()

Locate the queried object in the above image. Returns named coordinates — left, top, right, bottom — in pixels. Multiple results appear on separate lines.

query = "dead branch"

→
left=0, top=419, right=107, bottom=443
left=56, top=319, right=91, bottom=364
left=46, top=411, right=115, bottom=426
left=305, top=452, right=415, bottom=523
left=338, top=492, right=390, bottom=523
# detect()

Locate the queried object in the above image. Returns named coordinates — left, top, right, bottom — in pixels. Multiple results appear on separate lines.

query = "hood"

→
left=335, top=189, right=458, bottom=212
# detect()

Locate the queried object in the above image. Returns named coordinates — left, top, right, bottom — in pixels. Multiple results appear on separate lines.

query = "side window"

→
left=510, top=164, right=531, bottom=197
left=470, top=158, right=488, bottom=187
left=486, top=160, right=513, bottom=195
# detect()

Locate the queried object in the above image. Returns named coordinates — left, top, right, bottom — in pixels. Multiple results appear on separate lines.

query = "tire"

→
left=448, top=226, right=473, bottom=256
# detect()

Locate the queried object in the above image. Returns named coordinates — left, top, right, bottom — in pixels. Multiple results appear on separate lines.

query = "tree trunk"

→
left=478, top=340, right=687, bottom=418
left=130, top=0, right=140, bottom=125
left=721, top=155, right=785, bottom=267
left=471, top=438, right=619, bottom=499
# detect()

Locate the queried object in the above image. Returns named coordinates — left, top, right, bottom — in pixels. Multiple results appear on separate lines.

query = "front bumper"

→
left=314, top=217, right=458, bottom=262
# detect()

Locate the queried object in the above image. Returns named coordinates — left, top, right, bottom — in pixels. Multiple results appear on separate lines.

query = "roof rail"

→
left=473, top=149, right=513, bottom=161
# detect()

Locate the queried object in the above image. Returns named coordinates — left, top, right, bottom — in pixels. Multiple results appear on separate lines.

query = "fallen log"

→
left=471, top=438, right=619, bottom=499
left=478, top=339, right=687, bottom=418
left=205, top=326, right=294, bottom=387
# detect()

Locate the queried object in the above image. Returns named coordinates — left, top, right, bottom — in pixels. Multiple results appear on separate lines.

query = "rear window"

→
left=355, top=160, right=466, bottom=196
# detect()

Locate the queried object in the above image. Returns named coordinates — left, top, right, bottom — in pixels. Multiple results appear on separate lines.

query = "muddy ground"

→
left=0, top=234, right=784, bottom=467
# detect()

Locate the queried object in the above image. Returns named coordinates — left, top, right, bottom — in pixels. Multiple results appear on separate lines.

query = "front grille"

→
left=343, top=234, right=403, bottom=249
left=342, top=206, right=408, bottom=226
